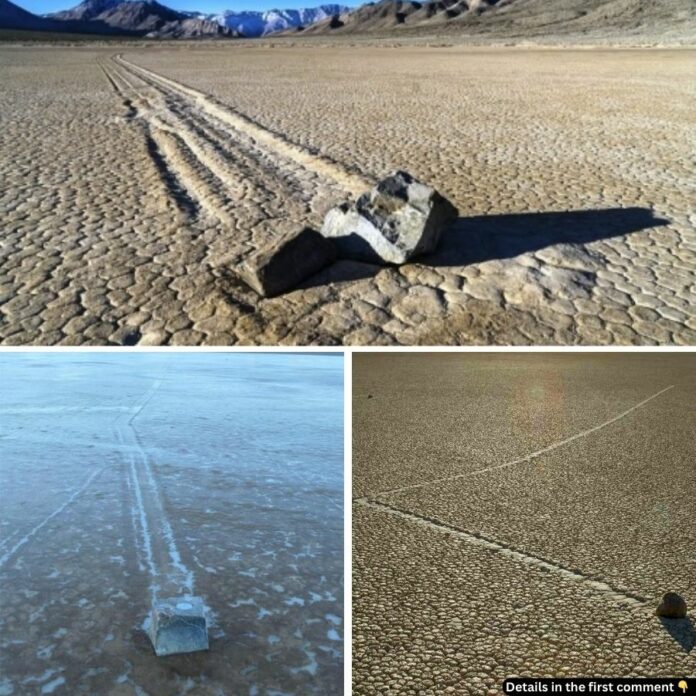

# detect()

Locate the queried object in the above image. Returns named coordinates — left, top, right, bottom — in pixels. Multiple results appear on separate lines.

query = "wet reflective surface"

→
left=0, top=353, right=344, bottom=695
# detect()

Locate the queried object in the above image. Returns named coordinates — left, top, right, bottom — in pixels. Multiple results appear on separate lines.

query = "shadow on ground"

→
left=660, top=617, right=695, bottom=653
left=428, top=206, right=669, bottom=267
left=304, top=206, right=669, bottom=287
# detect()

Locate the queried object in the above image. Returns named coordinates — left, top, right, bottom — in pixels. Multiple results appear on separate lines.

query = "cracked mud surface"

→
left=1, top=45, right=694, bottom=345
left=353, top=353, right=696, bottom=694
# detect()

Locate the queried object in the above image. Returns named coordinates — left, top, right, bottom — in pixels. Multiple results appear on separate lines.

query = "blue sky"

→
left=22, top=0, right=341, bottom=16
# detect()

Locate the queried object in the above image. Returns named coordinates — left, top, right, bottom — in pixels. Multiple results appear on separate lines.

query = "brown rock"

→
left=656, top=592, right=687, bottom=619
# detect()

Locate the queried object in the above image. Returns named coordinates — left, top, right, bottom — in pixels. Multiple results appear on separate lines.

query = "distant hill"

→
left=301, top=0, right=696, bottom=40
left=1, top=0, right=61, bottom=29
left=0, top=0, right=136, bottom=32
left=193, top=5, right=350, bottom=37
left=45, top=0, right=239, bottom=35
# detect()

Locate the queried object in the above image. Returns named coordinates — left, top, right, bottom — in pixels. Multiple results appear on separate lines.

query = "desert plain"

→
left=353, top=352, right=696, bottom=694
left=1, top=42, right=695, bottom=345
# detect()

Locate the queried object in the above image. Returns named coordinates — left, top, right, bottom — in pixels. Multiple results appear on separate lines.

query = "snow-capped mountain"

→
left=196, top=4, right=350, bottom=37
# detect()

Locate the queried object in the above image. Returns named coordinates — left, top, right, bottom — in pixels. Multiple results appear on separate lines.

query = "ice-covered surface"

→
left=0, top=353, right=344, bottom=695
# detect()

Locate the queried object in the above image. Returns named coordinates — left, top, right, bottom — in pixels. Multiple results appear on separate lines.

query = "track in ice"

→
left=0, top=467, right=106, bottom=570
left=113, top=380, right=196, bottom=604
left=0, top=396, right=143, bottom=570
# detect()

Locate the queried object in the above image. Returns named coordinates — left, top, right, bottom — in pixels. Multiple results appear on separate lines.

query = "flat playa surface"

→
left=0, top=353, right=344, bottom=695
left=1, top=44, right=695, bottom=346
left=353, top=353, right=696, bottom=693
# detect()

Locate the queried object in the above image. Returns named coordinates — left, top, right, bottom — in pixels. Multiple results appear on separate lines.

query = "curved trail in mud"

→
left=375, top=383, right=676, bottom=497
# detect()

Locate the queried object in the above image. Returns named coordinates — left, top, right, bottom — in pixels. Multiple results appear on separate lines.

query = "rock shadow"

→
left=427, top=206, right=669, bottom=268
left=299, top=258, right=383, bottom=290
left=302, top=206, right=668, bottom=287
left=659, top=616, right=695, bottom=653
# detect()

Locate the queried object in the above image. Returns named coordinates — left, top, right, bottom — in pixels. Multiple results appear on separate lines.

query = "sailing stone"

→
left=148, top=596, right=209, bottom=656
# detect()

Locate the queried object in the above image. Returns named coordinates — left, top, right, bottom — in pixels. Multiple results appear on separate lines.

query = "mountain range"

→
left=1, top=0, right=348, bottom=37
left=48, top=0, right=241, bottom=36
left=2, top=0, right=694, bottom=39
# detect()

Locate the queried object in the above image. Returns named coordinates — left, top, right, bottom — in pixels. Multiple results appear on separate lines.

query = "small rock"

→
left=321, top=170, right=458, bottom=265
left=235, top=227, right=336, bottom=297
left=148, top=597, right=209, bottom=657
left=656, top=592, right=687, bottom=619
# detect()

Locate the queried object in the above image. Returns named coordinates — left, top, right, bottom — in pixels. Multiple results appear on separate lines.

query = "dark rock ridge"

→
left=147, top=16, right=238, bottom=37
left=49, top=0, right=126, bottom=20
left=0, top=0, right=134, bottom=33
left=1, top=0, right=238, bottom=35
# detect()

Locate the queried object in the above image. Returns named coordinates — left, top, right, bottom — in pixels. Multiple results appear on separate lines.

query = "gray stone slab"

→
left=321, top=170, right=458, bottom=264
left=148, top=596, right=209, bottom=657
left=235, top=227, right=337, bottom=297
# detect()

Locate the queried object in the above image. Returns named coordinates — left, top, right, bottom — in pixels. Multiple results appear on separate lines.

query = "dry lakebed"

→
left=1, top=43, right=695, bottom=346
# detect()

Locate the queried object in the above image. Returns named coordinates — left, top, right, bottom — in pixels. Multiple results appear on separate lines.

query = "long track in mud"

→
left=101, top=55, right=370, bottom=267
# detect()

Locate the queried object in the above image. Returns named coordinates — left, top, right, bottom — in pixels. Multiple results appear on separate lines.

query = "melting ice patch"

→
left=229, top=598, right=256, bottom=608
left=36, top=644, right=55, bottom=659
left=41, top=676, right=65, bottom=694
left=290, top=648, right=318, bottom=677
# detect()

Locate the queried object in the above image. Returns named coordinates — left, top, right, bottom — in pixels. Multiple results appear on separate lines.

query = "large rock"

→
left=235, top=227, right=336, bottom=297
left=321, top=171, right=458, bottom=264
left=148, top=596, right=209, bottom=657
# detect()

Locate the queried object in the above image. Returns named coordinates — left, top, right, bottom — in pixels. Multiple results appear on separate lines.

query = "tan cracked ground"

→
left=353, top=353, right=696, bottom=694
left=1, top=44, right=694, bottom=345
